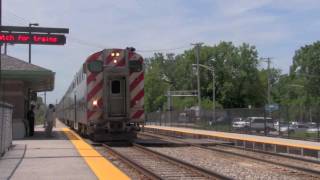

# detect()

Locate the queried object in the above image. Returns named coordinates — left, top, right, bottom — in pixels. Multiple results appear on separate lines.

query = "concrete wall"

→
left=3, top=80, right=27, bottom=139
left=0, top=102, right=13, bottom=156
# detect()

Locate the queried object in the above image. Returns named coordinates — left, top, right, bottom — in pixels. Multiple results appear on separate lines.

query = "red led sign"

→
left=0, top=32, right=66, bottom=45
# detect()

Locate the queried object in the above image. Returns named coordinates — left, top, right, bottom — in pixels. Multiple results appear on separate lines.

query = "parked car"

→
left=245, top=117, right=275, bottom=133
left=178, top=112, right=187, bottom=122
left=306, top=124, right=319, bottom=134
left=289, top=124, right=309, bottom=133
left=275, top=122, right=290, bottom=132
left=306, top=122, right=317, bottom=126
left=290, top=121, right=299, bottom=125
left=306, top=127, right=319, bottom=133
left=232, top=118, right=249, bottom=129
left=274, top=121, right=279, bottom=130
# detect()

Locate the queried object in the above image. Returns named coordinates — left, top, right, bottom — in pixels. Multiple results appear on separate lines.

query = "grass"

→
left=289, top=131, right=320, bottom=140
left=195, top=121, right=232, bottom=132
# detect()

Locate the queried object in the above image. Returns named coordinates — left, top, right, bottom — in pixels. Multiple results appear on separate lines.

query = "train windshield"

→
left=129, top=60, right=142, bottom=72
left=87, top=61, right=103, bottom=73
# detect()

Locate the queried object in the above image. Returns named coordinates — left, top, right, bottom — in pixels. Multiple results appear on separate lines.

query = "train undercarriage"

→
left=64, top=119, right=141, bottom=141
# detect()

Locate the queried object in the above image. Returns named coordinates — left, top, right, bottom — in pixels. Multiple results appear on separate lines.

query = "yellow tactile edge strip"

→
left=146, top=126, right=320, bottom=151
left=61, top=128, right=130, bottom=180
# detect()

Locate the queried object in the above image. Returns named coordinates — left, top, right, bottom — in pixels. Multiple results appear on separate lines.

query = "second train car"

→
left=56, top=47, right=144, bottom=141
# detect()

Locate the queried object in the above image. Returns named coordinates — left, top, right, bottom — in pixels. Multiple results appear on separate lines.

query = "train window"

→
left=111, top=80, right=120, bottom=94
left=129, top=60, right=142, bottom=72
left=88, top=61, right=103, bottom=73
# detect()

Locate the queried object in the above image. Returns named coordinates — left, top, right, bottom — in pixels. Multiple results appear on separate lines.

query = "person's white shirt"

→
left=45, top=108, right=55, bottom=123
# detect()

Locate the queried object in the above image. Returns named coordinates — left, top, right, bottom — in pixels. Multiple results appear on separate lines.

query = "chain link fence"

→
left=0, top=102, right=13, bottom=156
left=146, top=106, right=320, bottom=142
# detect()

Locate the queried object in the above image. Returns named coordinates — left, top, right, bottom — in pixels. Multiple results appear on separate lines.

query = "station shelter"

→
left=1, top=54, right=55, bottom=139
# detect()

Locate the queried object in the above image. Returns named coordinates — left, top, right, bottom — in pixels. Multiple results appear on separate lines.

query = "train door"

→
left=108, top=77, right=127, bottom=117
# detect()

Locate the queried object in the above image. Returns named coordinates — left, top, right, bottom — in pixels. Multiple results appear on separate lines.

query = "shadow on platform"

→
left=21, top=128, right=80, bottom=140
left=23, top=130, right=68, bottom=140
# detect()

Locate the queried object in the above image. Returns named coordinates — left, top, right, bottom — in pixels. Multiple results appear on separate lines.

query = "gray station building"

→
left=1, top=54, right=55, bottom=139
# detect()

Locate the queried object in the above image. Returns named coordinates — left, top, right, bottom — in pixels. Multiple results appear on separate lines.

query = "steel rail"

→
left=131, top=143, right=232, bottom=180
left=103, top=142, right=231, bottom=180
left=102, top=143, right=161, bottom=180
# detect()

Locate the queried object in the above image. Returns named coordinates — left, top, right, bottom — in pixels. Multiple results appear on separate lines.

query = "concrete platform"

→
left=0, top=125, right=97, bottom=180
left=145, top=125, right=320, bottom=158
left=0, top=121, right=129, bottom=180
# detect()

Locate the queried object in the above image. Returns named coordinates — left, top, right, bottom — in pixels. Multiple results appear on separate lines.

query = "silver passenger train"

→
left=56, top=48, right=145, bottom=141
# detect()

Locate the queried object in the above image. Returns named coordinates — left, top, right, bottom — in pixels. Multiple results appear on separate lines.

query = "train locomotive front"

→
left=57, top=48, right=144, bottom=141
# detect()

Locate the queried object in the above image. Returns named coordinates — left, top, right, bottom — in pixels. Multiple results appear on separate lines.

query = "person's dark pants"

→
left=29, top=120, right=34, bottom=136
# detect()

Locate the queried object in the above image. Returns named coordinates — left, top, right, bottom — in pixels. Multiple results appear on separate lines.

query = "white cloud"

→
left=215, top=0, right=272, bottom=16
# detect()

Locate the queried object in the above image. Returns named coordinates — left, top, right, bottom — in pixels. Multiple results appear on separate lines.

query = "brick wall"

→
left=2, top=80, right=25, bottom=120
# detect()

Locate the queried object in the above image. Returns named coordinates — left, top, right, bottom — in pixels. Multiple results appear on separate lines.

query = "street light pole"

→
left=28, top=23, right=39, bottom=64
left=27, top=23, right=39, bottom=114
left=192, top=63, right=215, bottom=125
left=210, top=58, right=216, bottom=125
left=212, top=70, right=215, bottom=124
left=192, top=43, right=203, bottom=115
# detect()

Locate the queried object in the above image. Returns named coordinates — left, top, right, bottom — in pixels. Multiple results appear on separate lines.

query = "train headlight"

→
left=116, top=52, right=120, bottom=57
left=113, top=59, right=117, bottom=64
left=93, top=100, right=98, bottom=106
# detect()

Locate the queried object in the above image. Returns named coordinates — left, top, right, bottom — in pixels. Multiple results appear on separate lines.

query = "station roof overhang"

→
left=1, top=54, right=55, bottom=92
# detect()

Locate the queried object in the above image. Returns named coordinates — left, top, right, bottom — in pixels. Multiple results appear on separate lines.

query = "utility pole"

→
left=192, top=43, right=203, bottom=116
left=192, top=63, right=215, bottom=125
left=266, top=57, right=271, bottom=107
left=261, top=57, right=273, bottom=120
left=261, top=57, right=272, bottom=106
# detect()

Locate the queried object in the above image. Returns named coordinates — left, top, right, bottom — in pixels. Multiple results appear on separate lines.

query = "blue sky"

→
left=3, top=0, right=320, bottom=104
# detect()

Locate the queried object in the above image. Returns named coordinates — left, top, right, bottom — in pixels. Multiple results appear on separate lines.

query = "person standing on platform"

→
left=45, top=104, right=55, bottom=137
left=27, top=105, right=35, bottom=136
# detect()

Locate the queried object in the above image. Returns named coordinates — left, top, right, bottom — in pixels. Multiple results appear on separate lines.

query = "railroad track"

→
left=138, top=132, right=320, bottom=178
left=102, top=143, right=230, bottom=180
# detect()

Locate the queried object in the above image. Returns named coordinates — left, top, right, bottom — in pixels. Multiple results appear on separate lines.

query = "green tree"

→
left=291, top=41, right=320, bottom=106
left=144, top=54, right=169, bottom=112
left=144, top=42, right=267, bottom=111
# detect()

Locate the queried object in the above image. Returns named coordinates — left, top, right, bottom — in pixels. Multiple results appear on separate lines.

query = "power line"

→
left=6, top=10, right=33, bottom=23
left=137, top=45, right=191, bottom=53
left=3, top=15, right=25, bottom=25
left=1, top=11, right=106, bottom=49
left=2, top=10, right=193, bottom=53
left=68, top=37, right=106, bottom=49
